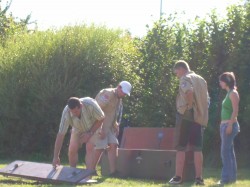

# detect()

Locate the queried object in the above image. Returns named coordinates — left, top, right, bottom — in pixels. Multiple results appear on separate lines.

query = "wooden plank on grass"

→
left=0, top=160, right=96, bottom=184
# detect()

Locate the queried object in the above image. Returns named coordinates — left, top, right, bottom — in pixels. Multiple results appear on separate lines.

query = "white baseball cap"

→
left=119, top=81, right=132, bottom=96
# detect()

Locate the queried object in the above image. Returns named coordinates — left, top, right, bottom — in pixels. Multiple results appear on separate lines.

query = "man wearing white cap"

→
left=86, top=81, right=132, bottom=176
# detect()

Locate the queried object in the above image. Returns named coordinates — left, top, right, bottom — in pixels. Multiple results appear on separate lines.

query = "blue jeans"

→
left=220, top=122, right=240, bottom=183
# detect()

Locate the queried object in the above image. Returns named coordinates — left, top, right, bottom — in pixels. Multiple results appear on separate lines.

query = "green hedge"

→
left=137, top=3, right=250, bottom=166
left=0, top=25, right=140, bottom=157
left=0, top=2, right=249, bottom=167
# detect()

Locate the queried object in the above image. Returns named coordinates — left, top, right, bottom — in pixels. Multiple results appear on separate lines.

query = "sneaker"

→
left=217, top=180, right=224, bottom=185
left=169, top=176, right=182, bottom=184
left=85, top=169, right=97, bottom=176
left=217, top=180, right=235, bottom=185
left=195, top=177, right=205, bottom=186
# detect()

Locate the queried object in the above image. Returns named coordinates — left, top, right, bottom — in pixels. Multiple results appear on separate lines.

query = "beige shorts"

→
left=89, top=129, right=118, bottom=149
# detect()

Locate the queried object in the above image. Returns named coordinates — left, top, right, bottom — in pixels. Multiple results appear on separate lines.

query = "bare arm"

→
left=89, top=118, right=104, bottom=134
left=186, top=90, right=194, bottom=109
left=226, top=90, right=239, bottom=135
left=52, top=133, right=65, bottom=167
left=229, top=91, right=239, bottom=125
left=81, top=118, right=104, bottom=143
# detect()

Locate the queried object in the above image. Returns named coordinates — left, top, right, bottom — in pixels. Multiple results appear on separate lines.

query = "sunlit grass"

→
left=0, top=161, right=249, bottom=186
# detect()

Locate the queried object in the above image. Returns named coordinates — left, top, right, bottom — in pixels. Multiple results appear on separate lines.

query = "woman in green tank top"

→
left=218, top=72, right=240, bottom=185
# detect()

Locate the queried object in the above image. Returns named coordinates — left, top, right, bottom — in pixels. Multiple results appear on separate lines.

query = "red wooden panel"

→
left=120, top=127, right=175, bottom=150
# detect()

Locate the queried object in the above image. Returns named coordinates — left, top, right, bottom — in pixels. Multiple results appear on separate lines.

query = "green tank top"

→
left=221, top=90, right=233, bottom=120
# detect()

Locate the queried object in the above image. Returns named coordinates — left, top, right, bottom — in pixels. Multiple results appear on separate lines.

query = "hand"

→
left=226, top=124, right=233, bottom=135
left=80, top=133, right=92, bottom=144
left=52, top=157, right=60, bottom=168
left=114, top=123, right=119, bottom=137
left=99, top=130, right=106, bottom=139
left=115, top=127, right=119, bottom=137
left=187, top=104, right=193, bottom=110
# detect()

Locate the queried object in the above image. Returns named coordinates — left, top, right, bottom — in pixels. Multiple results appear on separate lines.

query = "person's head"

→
left=67, top=97, right=82, bottom=117
left=219, top=72, right=236, bottom=90
left=117, top=81, right=132, bottom=98
left=173, top=60, right=190, bottom=78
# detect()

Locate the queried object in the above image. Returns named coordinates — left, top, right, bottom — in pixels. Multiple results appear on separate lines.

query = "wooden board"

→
left=120, top=127, right=194, bottom=151
left=101, top=149, right=195, bottom=181
left=101, top=149, right=178, bottom=180
left=0, top=160, right=96, bottom=184
left=120, top=127, right=175, bottom=150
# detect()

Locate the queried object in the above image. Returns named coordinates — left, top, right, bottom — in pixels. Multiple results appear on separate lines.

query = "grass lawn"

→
left=0, top=160, right=249, bottom=187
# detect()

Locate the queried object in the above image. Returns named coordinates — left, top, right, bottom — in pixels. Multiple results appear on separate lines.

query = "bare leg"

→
left=85, top=142, right=94, bottom=169
left=92, top=149, right=104, bottom=169
left=107, top=143, right=118, bottom=174
left=86, top=142, right=104, bottom=170
left=68, top=133, right=80, bottom=167
left=194, top=151, right=203, bottom=178
left=175, top=151, right=185, bottom=178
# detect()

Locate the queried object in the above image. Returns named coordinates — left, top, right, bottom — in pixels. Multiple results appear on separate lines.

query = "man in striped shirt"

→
left=52, top=97, right=105, bottom=169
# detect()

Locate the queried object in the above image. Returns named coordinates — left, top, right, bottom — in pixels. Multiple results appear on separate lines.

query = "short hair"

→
left=67, top=97, right=81, bottom=109
left=173, top=60, right=190, bottom=71
left=219, top=72, right=236, bottom=89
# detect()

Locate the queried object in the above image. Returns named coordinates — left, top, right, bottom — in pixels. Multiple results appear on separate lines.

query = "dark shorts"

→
left=174, top=110, right=204, bottom=151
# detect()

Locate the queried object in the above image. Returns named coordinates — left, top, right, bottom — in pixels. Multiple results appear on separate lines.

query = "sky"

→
left=3, top=0, right=243, bottom=37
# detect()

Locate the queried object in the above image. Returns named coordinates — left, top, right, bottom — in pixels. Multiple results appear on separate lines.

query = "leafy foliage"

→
left=137, top=3, right=250, bottom=165
left=0, top=0, right=32, bottom=46
left=0, top=25, right=140, bottom=157
left=0, top=1, right=249, bottom=165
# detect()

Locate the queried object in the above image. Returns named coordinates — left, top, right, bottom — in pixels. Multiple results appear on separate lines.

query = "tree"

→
left=0, top=0, right=32, bottom=46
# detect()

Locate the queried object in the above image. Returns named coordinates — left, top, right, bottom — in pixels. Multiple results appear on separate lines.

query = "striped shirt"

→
left=58, top=97, right=105, bottom=134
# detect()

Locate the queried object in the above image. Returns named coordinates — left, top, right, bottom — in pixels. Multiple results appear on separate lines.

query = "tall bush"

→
left=0, top=0, right=31, bottom=46
left=0, top=25, right=140, bottom=157
left=137, top=2, right=250, bottom=166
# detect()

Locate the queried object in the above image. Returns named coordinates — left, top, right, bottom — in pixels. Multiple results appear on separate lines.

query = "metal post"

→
left=160, top=0, right=163, bottom=18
